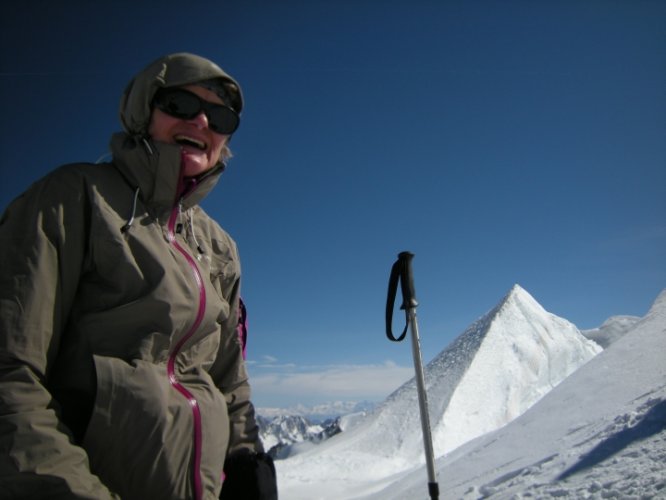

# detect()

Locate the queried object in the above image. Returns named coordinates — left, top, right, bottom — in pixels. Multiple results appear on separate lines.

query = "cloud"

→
left=248, top=361, right=414, bottom=408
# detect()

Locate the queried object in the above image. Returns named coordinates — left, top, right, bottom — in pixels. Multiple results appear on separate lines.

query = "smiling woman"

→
left=149, top=84, right=233, bottom=178
left=0, top=53, right=277, bottom=500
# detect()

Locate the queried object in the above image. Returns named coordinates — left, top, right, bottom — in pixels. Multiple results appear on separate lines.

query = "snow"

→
left=582, top=315, right=641, bottom=348
left=275, top=287, right=666, bottom=500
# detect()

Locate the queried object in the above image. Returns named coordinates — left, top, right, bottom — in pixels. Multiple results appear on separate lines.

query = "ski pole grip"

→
left=398, top=251, right=418, bottom=311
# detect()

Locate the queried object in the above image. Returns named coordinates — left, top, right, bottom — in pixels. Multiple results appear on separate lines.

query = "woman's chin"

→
left=181, top=152, right=211, bottom=177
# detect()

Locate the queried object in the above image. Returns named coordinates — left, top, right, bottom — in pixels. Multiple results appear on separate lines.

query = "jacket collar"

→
left=109, top=132, right=223, bottom=211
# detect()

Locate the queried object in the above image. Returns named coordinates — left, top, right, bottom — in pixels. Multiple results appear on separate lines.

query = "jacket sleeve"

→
left=224, top=294, right=264, bottom=455
left=205, top=234, right=264, bottom=457
left=211, top=290, right=278, bottom=500
left=0, top=170, right=118, bottom=499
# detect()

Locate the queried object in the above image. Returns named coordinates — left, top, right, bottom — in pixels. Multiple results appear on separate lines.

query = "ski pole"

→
left=386, top=251, right=439, bottom=500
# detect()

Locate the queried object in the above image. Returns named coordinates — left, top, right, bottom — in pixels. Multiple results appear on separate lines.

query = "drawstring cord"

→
left=120, top=137, right=151, bottom=234
left=95, top=152, right=112, bottom=164
left=141, top=137, right=154, bottom=156
left=121, top=187, right=141, bottom=233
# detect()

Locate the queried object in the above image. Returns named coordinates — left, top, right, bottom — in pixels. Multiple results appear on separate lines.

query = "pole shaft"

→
left=386, top=252, right=439, bottom=499
left=407, top=307, right=438, bottom=495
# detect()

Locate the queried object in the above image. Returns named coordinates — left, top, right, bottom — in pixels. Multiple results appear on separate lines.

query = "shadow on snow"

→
left=558, top=398, right=666, bottom=481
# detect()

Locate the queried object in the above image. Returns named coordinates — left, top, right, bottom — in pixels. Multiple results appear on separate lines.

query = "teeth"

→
left=174, top=135, right=206, bottom=150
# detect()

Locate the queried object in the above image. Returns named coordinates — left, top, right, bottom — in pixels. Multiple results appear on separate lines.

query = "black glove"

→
left=220, top=449, right=278, bottom=500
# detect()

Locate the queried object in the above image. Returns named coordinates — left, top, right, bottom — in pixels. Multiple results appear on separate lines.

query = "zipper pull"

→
left=167, top=198, right=184, bottom=242
left=176, top=198, right=185, bottom=234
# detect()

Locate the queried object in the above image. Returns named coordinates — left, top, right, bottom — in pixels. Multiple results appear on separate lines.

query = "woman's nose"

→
left=187, top=111, right=209, bottom=129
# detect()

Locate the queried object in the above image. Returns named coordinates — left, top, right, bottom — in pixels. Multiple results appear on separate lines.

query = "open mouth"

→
left=174, top=134, right=207, bottom=151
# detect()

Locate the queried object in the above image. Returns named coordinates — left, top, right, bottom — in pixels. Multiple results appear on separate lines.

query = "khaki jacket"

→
left=0, top=133, right=262, bottom=499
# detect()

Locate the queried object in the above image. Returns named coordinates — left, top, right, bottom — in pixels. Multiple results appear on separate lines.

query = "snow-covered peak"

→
left=277, top=285, right=603, bottom=498
left=583, top=315, right=641, bottom=348
left=495, top=283, right=564, bottom=332
left=430, top=284, right=602, bottom=453
left=500, top=283, right=541, bottom=309
left=582, top=288, right=664, bottom=348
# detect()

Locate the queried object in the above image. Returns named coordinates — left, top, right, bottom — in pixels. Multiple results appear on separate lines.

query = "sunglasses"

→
left=152, top=88, right=240, bottom=135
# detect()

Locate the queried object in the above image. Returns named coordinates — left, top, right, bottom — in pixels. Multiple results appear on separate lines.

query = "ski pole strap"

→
left=385, top=251, right=419, bottom=342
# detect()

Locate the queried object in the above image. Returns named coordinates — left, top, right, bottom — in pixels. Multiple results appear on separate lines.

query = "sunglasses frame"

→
left=152, top=87, right=240, bottom=135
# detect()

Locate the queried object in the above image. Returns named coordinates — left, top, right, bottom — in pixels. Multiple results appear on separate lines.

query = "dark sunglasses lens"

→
left=154, top=89, right=240, bottom=134
left=155, top=90, right=200, bottom=119
left=208, top=107, right=240, bottom=134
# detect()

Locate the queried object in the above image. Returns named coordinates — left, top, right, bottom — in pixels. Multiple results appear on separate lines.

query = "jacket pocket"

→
left=83, top=354, right=230, bottom=500
left=83, top=355, right=194, bottom=499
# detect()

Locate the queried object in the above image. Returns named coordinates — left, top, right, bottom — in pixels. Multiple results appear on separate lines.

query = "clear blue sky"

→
left=1, top=1, right=664, bottom=408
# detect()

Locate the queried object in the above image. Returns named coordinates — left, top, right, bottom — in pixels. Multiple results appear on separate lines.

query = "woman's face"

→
left=148, top=84, right=229, bottom=178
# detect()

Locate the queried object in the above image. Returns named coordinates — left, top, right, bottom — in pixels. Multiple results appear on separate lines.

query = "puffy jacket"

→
left=0, top=55, right=263, bottom=500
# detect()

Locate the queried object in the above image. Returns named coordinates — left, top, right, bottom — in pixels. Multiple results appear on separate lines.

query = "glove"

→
left=220, top=449, right=278, bottom=500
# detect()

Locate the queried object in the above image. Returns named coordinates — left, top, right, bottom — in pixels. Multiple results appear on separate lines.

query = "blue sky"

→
left=1, top=1, right=664, bottom=409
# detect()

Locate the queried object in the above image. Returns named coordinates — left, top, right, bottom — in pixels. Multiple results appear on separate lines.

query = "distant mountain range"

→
left=258, top=400, right=375, bottom=422
left=257, top=401, right=375, bottom=459
left=257, top=414, right=342, bottom=459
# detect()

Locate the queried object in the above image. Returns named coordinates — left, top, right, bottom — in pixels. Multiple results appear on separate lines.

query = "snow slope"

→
left=582, top=315, right=641, bottom=348
left=277, top=285, right=603, bottom=499
left=364, top=288, right=666, bottom=499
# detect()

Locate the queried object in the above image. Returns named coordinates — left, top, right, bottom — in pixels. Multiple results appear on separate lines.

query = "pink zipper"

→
left=167, top=202, right=206, bottom=500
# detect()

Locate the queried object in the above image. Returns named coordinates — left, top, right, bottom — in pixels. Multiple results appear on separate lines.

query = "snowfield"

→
left=275, top=287, right=666, bottom=499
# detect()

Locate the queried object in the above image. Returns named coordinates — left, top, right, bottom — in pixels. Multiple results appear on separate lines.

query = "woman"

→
left=0, top=53, right=276, bottom=500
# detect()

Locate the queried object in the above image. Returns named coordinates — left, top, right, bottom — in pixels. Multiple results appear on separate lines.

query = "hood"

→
left=120, top=52, right=243, bottom=136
